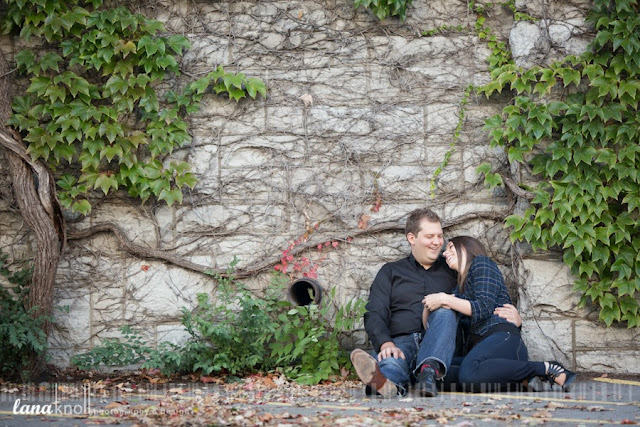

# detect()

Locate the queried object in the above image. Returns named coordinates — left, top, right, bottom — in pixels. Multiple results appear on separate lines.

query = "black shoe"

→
left=525, top=376, right=555, bottom=392
left=416, top=367, right=438, bottom=397
left=546, top=361, right=577, bottom=392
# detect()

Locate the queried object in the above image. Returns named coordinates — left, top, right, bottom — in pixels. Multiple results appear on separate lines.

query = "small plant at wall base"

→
left=475, top=0, right=640, bottom=327
left=354, top=0, right=413, bottom=20
left=0, top=252, right=49, bottom=381
left=70, top=325, right=153, bottom=371
left=71, top=266, right=367, bottom=384
left=271, top=287, right=366, bottom=385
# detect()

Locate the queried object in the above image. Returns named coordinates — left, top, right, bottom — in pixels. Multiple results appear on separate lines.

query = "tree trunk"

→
left=0, top=48, right=65, bottom=378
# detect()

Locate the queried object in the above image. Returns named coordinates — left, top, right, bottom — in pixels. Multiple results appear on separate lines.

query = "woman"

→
left=422, top=236, right=576, bottom=392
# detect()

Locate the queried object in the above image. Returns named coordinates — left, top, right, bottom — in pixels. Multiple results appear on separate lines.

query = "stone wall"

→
left=0, top=0, right=638, bottom=374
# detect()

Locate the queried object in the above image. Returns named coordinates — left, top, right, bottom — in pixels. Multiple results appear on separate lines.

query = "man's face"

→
left=407, top=219, right=444, bottom=269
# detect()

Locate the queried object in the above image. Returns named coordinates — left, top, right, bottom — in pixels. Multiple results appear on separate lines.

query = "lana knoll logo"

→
left=12, top=398, right=88, bottom=415
left=11, top=383, right=91, bottom=416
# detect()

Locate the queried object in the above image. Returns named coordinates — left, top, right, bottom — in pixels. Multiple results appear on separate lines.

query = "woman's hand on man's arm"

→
left=423, top=292, right=472, bottom=316
left=493, top=303, right=522, bottom=327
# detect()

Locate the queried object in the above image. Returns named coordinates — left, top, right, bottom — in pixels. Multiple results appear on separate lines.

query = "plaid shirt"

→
left=457, top=255, right=513, bottom=337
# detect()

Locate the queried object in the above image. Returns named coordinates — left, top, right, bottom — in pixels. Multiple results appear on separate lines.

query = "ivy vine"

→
left=354, top=0, right=413, bottom=20
left=4, top=0, right=267, bottom=215
left=476, top=0, right=640, bottom=327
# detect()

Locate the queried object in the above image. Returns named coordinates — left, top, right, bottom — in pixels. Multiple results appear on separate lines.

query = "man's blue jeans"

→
left=376, top=308, right=458, bottom=395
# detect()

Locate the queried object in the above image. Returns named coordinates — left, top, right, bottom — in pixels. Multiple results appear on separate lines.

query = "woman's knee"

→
left=457, top=362, right=478, bottom=384
left=432, top=307, right=455, bottom=317
left=429, top=307, right=457, bottom=324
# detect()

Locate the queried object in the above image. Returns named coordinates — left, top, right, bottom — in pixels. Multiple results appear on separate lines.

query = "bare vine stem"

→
left=66, top=209, right=510, bottom=280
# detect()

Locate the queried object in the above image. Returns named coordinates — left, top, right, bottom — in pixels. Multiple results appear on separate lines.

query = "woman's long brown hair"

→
left=450, top=236, right=488, bottom=293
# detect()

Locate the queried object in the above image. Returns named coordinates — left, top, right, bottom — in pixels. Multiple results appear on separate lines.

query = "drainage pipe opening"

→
left=288, top=278, right=322, bottom=306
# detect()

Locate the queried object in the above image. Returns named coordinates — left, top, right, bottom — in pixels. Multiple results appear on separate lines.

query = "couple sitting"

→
left=350, top=208, right=576, bottom=397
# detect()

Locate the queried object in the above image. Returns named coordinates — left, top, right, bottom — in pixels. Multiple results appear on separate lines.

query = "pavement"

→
left=0, top=375, right=638, bottom=426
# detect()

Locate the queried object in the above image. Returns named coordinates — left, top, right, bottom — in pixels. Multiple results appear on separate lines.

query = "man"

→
left=350, top=208, right=458, bottom=397
left=350, top=208, right=524, bottom=398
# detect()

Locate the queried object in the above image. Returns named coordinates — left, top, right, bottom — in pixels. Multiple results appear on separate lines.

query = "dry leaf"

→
left=104, top=402, right=124, bottom=410
left=300, top=93, right=313, bottom=107
left=531, top=410, right=552, bottom=418
left=340, top=366, right=350, bottom=378
left=357, top=214, right=370, bottom=229
left=298, top=10, right=304, bottom=19
left=546, top=401, right=567, bottom=409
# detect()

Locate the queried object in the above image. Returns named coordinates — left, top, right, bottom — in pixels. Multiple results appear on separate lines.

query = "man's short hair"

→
left=405, top=208, right=442, bottom=237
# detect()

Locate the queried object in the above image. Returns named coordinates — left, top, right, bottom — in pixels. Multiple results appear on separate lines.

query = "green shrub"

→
left=177, top=271, right=282, bottom=376
left=0, top=252, right=49, bottom=381
left=271, top=287, right=366, bottom=384
left=70, top=262, right=367, bottom=384
left=70, top=325, right=153, bottom=370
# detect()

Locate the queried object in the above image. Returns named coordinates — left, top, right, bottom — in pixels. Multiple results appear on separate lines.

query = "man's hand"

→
left=494, top=303, right=522, bottom=327
left=378, top=341, right=405, bottom=361
left=422, top=292, right=449, bottom=311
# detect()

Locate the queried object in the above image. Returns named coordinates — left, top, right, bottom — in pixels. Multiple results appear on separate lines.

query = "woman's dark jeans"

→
left=444, top=331, right=547, bottom=393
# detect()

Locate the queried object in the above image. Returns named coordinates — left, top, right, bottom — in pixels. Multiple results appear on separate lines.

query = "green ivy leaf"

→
left=158, top=188, right=182, bottom=206
left=72, top=199, right=92, bottom=215
left=599, top=302, right=621, bottom=326
left=93, top=173, right=118, bottom=195
left=245, top=77, right=267, bottom=99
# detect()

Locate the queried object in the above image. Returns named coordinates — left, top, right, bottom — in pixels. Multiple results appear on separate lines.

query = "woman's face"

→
left=443, top=241, right=466, bottom=272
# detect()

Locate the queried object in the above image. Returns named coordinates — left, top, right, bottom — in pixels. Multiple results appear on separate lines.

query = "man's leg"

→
left=350, top=349, right=398, bottom=397
left=352, top=334, right=418, bottom=397
left=414, top=308, right=458, bottom=396
left=376, top=334, right=418, bottom=396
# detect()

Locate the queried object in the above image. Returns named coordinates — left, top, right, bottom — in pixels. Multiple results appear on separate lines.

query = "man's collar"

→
left=408, top=252, right=443, bottom=270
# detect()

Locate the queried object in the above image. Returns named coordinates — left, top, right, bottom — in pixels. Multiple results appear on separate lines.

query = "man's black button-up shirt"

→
left=364, top=253, right=458, bottom=352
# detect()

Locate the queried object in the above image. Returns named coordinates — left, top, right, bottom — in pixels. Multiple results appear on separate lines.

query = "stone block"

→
left=576, top=351, right=640, bottom=375
left=306, top=106, right=372, bottom=136
left=426, top=103, right=459, bottom=136
left=521, top=318, right=573, bottom=368
left=269, top=65, right=370, bottom=105
left=57, top=252, right=123, bottom=287
left=509, top=21, right=542, bottom=68
left=181, top=35, right=229, bottom=69
left=74, top=203, right=158, bottom=248
left=216, top=167, right=289, bottom=202
left=443, top=202, right=510, bottom=222
left=46, top=348, right=73, bottom=368
left=49, top=293, right=91, bottom=348
left=124, top=263, right=209, bottom=321
left=574, top=321, right=640, bottom=350
left=371, top=106, right=424, bottom=137
left=92, top=285, right=125, bottom=324
left=462, top=145, right=508, bottom=185
left=172, top=203, right=288, bottom=238
left=377, top=165, right=432, bottom=198
left=191, top=100, right=265, bottom=136
left=157, top=324, right=191, bottom=347
left=519, top=259, right=581, bottom=317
